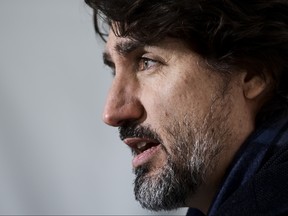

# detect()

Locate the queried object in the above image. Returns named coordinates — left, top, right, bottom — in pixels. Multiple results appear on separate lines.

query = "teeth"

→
left=137, top=142, right=147, bottom=150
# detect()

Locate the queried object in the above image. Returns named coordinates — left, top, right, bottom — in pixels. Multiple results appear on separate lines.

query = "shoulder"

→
left=215, top=144, right=288, bottom=216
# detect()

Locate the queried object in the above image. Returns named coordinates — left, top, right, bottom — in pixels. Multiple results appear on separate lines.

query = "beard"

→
left=119, top=91, right=232, bottom=211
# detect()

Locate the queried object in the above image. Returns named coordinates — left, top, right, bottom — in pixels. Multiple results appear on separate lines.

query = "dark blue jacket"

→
left=187, top=102, right=288, bottom=216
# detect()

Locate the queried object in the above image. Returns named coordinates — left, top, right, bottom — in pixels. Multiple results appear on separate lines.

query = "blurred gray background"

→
left=0, top=0, right=187, bottom=215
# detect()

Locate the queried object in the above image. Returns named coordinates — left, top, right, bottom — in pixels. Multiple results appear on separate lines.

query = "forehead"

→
left=104, top=30, right=195, bottom=61
left=105, top=30, right=119, bottom=51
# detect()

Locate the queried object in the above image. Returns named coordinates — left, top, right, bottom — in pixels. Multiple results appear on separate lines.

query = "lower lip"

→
left=132, top=145, right=161, bottom=168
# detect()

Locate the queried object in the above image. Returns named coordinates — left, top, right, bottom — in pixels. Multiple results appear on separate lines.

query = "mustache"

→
left=119, top=123, right=162, bottom=143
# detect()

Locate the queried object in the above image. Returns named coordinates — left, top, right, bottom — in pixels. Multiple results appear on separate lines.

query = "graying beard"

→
left=133, top=93, right=232, bottom=211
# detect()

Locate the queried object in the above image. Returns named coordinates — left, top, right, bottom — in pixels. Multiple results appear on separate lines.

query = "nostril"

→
left=102, top=96, right=145, bottom=127
left=102, top=112, right=127, bottom=127
left=103, top=113, right=118, bottom=127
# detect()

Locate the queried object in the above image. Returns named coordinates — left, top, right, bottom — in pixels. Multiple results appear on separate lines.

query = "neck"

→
left=185, top=176, right=223, bottom=214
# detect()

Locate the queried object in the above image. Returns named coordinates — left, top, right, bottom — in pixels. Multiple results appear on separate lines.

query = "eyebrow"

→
left=102, top=40, right=145, bottom=67
left=115, top=40, right=145, bottom=55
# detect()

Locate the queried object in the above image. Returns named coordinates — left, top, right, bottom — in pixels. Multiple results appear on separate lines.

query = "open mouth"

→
left=123, top=138, right=162, bottom=167
left=124, top=138, right=160, bottom=153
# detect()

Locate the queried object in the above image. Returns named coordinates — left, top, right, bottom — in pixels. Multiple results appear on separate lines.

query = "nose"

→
left=102, top=77, right=144, bottom=127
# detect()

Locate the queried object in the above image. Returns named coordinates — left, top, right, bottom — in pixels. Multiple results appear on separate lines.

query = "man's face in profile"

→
left=102, top=30, right=251, bottom=211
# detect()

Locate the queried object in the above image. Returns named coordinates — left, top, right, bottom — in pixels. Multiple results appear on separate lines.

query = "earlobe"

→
left=242, top=72, right=269, bottom=100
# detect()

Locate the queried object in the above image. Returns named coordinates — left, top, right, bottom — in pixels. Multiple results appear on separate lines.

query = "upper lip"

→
left=123, top=137, right=160, bottom=154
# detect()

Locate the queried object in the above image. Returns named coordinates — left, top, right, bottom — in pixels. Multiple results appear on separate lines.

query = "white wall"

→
left=0, top=0, right=187, bottom=215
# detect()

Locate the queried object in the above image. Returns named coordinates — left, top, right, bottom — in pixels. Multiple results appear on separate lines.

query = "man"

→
left=85, top=0, right=288, bottom=215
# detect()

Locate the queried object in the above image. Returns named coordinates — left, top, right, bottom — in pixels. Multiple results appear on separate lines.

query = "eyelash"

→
left=138, top=57, right=159, bottom=72
left=105, top=56, right=162, bottom=77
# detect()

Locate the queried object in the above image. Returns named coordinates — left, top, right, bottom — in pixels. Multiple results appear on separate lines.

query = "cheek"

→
left=139, top=67, right=219, bottom=126
left=156, top=84, right=209, bottom=121
left=142, top=85, right=195, bottom=127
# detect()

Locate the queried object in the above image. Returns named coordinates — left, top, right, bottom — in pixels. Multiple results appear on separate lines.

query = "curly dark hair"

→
left=85, top=0, right=288, bottom=123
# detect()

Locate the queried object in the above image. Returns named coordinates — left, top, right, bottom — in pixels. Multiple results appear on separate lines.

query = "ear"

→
left=242, top=72, right=269, bottom=100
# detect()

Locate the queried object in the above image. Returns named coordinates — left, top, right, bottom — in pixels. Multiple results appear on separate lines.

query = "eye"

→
left=138, top=57, right=159, bottom=71
left=103, top=58, right=116, bottom=77
left=103, top=65, right=116, bottom=77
